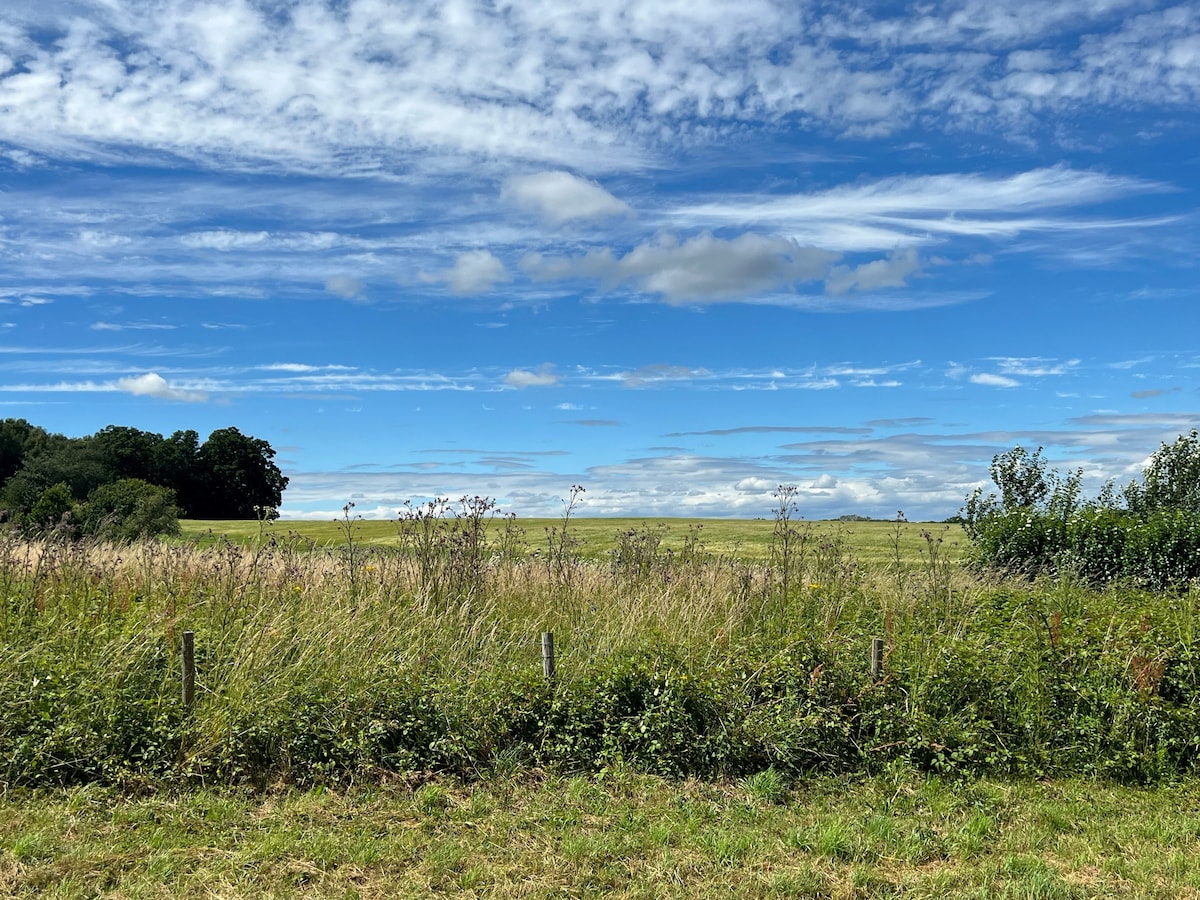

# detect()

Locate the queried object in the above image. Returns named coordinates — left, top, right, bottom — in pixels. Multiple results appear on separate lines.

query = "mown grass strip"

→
left=3, top=772, right=1199, bottom=898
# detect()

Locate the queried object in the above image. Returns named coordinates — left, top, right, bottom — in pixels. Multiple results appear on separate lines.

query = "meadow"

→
left=3, top=509, right=1199, bottom=896
left=179, top=514, right=965, bottom=566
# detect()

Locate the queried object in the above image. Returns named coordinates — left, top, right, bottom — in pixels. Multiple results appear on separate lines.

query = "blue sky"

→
left=0, top=0, right=1197, bottom=520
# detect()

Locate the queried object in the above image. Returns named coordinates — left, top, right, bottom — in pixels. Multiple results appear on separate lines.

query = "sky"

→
left=0, top=0, right=1197, bottom=522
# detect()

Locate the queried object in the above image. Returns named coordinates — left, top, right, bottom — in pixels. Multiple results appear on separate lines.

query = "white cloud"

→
left=258, top=363, right=356, bottom=373
left=504, top=366, right=559, bottom=388
left=524, top=233, right=836, bottom=303
left=0, top=2, right=1194, bottom=179
left=993, top=357, right=1080, bottom=376
left=618, top=365, right=711, bottom=387
left=502, top=171, right=632, bottom=224
left=91, top=321, right=176, bottom=331
left=78, top=230, right=131, bottom=248
left=970, top=373, right=1021, bottom=388
left=423, top=251, right=511, bottom=295
left=180, top=230, right=270, bottom=251
left=115, top=372, right=208, bottom=402
left=826, top=249, right=922, bottom=295
left=672, top=167, right=1166, bottom=254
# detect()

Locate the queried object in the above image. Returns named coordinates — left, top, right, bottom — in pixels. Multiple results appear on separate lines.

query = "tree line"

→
left=0, top=419, right=288, bottom=538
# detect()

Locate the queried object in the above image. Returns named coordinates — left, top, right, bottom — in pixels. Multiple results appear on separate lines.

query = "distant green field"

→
left=180, top=516, right=966, bottom=566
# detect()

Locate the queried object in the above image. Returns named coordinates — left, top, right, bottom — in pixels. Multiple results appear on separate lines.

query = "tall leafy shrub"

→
left=966, top=433, right=1200, bottom=587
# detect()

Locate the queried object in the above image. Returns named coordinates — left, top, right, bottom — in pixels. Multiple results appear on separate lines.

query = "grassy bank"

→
left=4, top=772, right=1200, bottom=898
left=3, top=515, right=1197, bottom=788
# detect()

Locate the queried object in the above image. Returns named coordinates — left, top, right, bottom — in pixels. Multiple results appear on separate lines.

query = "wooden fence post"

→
left=542, top=631, right=556, bottom=682
left=870, top=637, right=884, bottom=681
left=182, top=630, right=196, bottom=707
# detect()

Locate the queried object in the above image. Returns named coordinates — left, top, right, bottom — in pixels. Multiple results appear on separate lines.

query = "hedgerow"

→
left=2, top=526, right=1198, bottom=789
left=964, top=432, right=1200, bottom=589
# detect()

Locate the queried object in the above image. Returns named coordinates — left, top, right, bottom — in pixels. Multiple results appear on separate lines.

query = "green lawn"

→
left=3, top=772, right=1198, bottom=898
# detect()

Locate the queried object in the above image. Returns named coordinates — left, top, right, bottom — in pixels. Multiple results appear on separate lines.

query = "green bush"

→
left=79, top=478, right=180, bottom=542
left=24, top=482, right=79, bottom=537
left=965, top=435, right=1200, bottom=587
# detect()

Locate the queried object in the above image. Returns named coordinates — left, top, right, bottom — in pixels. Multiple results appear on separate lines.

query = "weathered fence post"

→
left=541, top=631, right=556, bottom=682
left=870, top=637, right=884, bottom=681
left=182, top=630, right=196, bottom=707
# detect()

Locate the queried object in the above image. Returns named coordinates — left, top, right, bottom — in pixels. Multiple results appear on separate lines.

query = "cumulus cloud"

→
left=502, top=171, right=632, bottom=224
left=826, top=248, right=922, bottom=295
left=115, top=372, right=208, bottom=402
left=504, top=366, right=559, bottom=388
left=524, top=233, right=836, bottom=303
left=423, top=251, right=511, bottom=295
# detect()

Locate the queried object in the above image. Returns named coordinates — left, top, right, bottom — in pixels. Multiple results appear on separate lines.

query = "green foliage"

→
left=1126, top=429, right=1200, bottom=515
left=2, top=511, right=1200, bottom=790
left=1, top=440, right=109, bottom=514
left=24, top=482, right=79, bottom=537
left=0, top=418, right=52, bottom=484
left=0, top=419, right=286, bottom=525
left=965, top=435, right=1200, bottom=587
left=191, top=427, right=288, bottom=519
left=540, top=643, right=735, bottom=778
left=79, top=479, right=181, bottom=542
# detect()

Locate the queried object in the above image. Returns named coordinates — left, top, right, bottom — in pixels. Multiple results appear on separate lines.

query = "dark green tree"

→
left=89, top=425, right=165, bottom=484
left=153, top=429, right=203, bottom=516
left=1, top=440, right=109, bottom=514
left=193, top=427, right=289, bottom=518
left=0, top=419, right=45, bottom=483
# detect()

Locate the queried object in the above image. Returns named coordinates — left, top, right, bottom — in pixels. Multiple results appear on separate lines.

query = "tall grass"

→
left=2, top=518, right=1198, bottom=789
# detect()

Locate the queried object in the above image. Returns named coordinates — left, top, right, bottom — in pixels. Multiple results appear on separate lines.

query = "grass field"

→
left=4, top=772, right=1200, bottom=898
left=180, top=515, right=967, bottom=568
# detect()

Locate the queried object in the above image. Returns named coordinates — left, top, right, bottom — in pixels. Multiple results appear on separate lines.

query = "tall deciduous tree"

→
left=193, top=427, right=289, bottom=519
left=89, top=425, right=165, bottom=484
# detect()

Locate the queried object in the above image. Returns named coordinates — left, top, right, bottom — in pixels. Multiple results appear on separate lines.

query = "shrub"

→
left=24, top=482, right=79, bottom=537
left=79, top=478, right=181, bottom=542
left=965, top=435, right=1200, bottom=587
